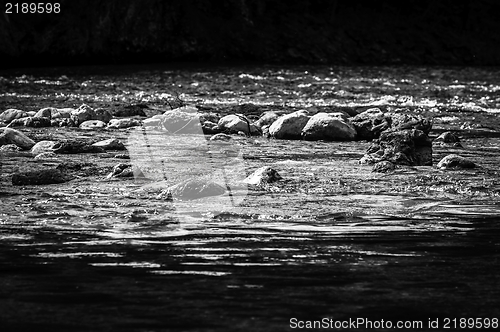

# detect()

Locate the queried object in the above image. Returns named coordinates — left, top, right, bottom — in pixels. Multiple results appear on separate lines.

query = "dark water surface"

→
left=1, top=65, right=500, bottom=331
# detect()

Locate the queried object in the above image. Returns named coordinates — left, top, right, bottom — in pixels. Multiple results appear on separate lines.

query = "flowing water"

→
left=1, top=65, right=500, bottom=331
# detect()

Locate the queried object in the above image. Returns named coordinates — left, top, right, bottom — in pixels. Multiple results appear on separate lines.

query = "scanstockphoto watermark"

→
left=290, top=317, right=424, bottom=330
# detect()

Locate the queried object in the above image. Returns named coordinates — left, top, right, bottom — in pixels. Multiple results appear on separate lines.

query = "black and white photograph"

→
left=1, top=1, right=500, bottom=331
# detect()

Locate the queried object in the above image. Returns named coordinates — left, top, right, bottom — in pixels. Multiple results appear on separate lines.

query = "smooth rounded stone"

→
left=27, top=111, right=36, bottom=117
left=210, top=133, right=232, bottom=141
left=34, top=107, right=57, bottom=119
left=0, top=128, right=35, bottom=150
left=243, top=166, right=282, bottom=185
left=51, top=108, right=73, bottom=119
left=51, top=118, right=76, bottom=127
left=269, top=110, right=310, bottom=139
left=34, top=152, right=59, bottom=160
left=351, top=108, right=390, bottom=141
left=0, top=144, right=22, bottom=152
left=71, top=104, right=96, bottom=125
left=361, top=129, right=432, bottom=166
left=218, top=114, right=259, bottom=135
left=142, top=118, right=163, bottom=127
left=254, top=111, right=280, bottom=129
left=107, top=118, right=142, bottom=129
left=301, top=112, right=357, bottom=141
left=12, top=168, right=67, bottom=186
left=51, top=139, right=105, bottom=154
left=437, top=154, right=476, bottom=169
left=92, top=138, right=126, bottom=150
left=31, top=140, right=58, bottom=155
left=161, top=110, right=200, bottom=133
left=94, top=108, right=113, bottom=123
left=202, top=121, right=221, bottom=134
left=388, top=112, right=433, bottom=135
left=112, top=104, right=148, bottom=117
left=372, top=161, right=395, bottom=173
left=114, top=153, right=130, bottom=159
left=79, top=120, right=107, bottom=129
left=0, top=109, right=28, bottom=123
left=167, top=179, right=226, bottom=200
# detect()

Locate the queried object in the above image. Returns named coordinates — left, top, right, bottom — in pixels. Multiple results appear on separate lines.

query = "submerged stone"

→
left=168, top=179, right=226, bottom=200
left=12, top=169, right=67, bottom=185
left=361, top=129, right=432, bottom=166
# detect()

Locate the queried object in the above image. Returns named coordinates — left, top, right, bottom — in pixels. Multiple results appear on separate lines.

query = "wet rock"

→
left=243, top=166, right=282, bottom=185
left=372, top=160, right=395, bottom=173
left=31, top=140, right=58, bottom=155
left=79, top=120, right=107, bottom=129
left=92, top=138, right=126, bottom=150
left=168, top=179, right=226, bottom=200
left=107, top=118, right=142, bottom=129
left=218, top=114, right=258, bottom=135
left=254, top=111, right=280, bottom=129
left=51, top=108, right=73, bottom=119
left=56, top=161, right=100, bottom=178
left=12, top=168, right=67, bottom=185
left=107, top=163, right=144, bottom=178
left=301, top=112, right=357, bottom=141
left=34, top=107, right=57, bottom=119
left=0, top=144, right=22, bottom=152
left=202, top=121, right=221, bottom=134
left=388, top=112, right=433, bottom=135
left=8, top=116, right=52, bottom=128
left=360, top=129, right=432, bottom=166
left=71, top=104, right=96, bottom=125
left=51, top=118, right=76, bottom=127
left=351, top=108, right=390, bottom=141
left=437, top=154, right=476, bottom=169
left=198, top=112, right=220, bottom=124
left=434, top=131, right=463, bottom=147
left=162, top=109, right=200, bottom=133
left=210, top=133, right=232, bottom=141
left=0, top=109, right=28, bottom=123
left=51, top=139, right=105, bottom=154
left=269, top=110, right=310, bottom=139
left=94, top=108, right=113, bottom=123
left=112, top=104, right=148, bottom=117
left=142, top=118, right=163, bottom=127
left=0, top=128, right=35, bottom=150
left=34, top=152, right=59, bottom=160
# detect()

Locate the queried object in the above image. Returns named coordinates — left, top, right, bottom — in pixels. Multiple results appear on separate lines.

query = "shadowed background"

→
left=1, top=0, right=500, bottom=67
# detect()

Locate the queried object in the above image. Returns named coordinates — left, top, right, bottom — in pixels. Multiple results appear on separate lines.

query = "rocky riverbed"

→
left=1, top=65, right=500, bottom=331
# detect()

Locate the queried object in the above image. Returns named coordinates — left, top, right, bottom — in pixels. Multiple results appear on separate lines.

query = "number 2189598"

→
left=5, top=3, right=61, bottom=14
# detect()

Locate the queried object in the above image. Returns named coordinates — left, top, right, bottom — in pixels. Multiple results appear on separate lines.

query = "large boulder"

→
left=218, top=114, right=259, bottom=135
left=51, top=108, right=73, bottom=119
left=254, top=111, right=280, bottom=129
left=9, top=116, right=52, bottom=128
left=269, top=110, right=310, bottom=139
left=34, top=107, right=57, bottom=119
left=71, top=104, right=96, bottom=125
left=351, top=108, right=391, bottom=141
left=437, top=154, right=476, bottom=169
left=79, top=120, right=107, bottom=129
left=301, top=112, right=357, bottom=141
left=107, top=118, right=142, bottom=129
left=0, top=128, right=35, bottom=150
left=31, top=140, right=58, bottom=155
left=360, top=129, right=432, bottom=166
left=388, top=112, right=433, bottom=135
left=162, top=109, right=201, bottom=134
left=0, top=109, right=28, bottom=123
